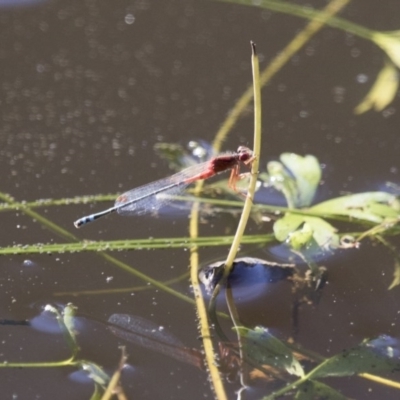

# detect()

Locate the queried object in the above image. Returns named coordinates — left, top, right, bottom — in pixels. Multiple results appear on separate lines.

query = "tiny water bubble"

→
left=124, top=13, right=135, bottom=24
left=356, top=73, right=368, bottom=84
left=350, top=47, right=361, bottom=57
left=299, top=110, right=309, bottom=118
left=382, top=107, right=396, bottom=118
left=22, top=259, right=35, bottom=267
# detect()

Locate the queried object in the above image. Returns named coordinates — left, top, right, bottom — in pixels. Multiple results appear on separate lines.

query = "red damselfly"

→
left=74, top=146, right=254, bottom=228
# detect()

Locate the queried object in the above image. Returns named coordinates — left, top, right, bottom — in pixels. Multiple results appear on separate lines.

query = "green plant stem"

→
left=0, top=192, right=197, bottom=305
left=225, top=42, right=262, bottom=270
left=101, top=348, right=128, bottom=400
left=101, top=253, right=196, bottom=305
left=3, top=226, right=400, bottom=257
left=205, top=42, right=261, bottom=400
left=188, top=42, right=263, bottom=400
left=0, top=194, right=117, bottom=211
left=54, top=271, right=190, bottom=296
left=208, top=42, right=262, bottom=397
left=189, top=201, right=228, bottom=400
left=212, top=0, right=351, bottom=151
left=0, top=357, right=78, bottom=368
left=0, top=234, right=274, bottom=255
left=5, top=190, right=382, bottom=223
left=218, top=0, right=373, bottom=41
left=225, top=285, right=250, bottom=387
left=359, top=373, right=400, bottom=390
left=0, top=192, right=77, bottom=242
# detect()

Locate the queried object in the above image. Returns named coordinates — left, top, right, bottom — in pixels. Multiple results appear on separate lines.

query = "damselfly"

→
left=74, top=146, right=254, bottom=228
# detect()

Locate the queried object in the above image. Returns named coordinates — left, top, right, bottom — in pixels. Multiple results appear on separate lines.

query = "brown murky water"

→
left=1, top=1, right=400, bottom=399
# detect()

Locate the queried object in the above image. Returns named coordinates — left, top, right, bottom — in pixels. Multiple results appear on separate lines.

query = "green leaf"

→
left=354, top=60, right=399, bottom=114
left=237, top=326, right=304, bottom=377
left=62, top=303, right=79, bottom=343
left=372, top=30, right=400, bottom=70
left=267, top=161, right=298, bottom=208
left=280, top=153, right=321, bottom=207
left=81, top=362, right=110, bottom=387
left=310, top=192, right=400, bottom=223
left=89, top=383, right=104, bottom=400
left=388, top=257, right=400, bottom=290
left=43, top=304, right=79, bottom=354
left=58, top=304, right=79, bottom=355
left=265, top=154, right=321, bottom=208
left=273, top=213, right=304, bottom=242
left=273, top=213, right=339, bottom=250
left=286, top=222, right=314, bottom=250
left=308, top=335, right=400, bottom=379
left=295, top=380, right=349, bottom=400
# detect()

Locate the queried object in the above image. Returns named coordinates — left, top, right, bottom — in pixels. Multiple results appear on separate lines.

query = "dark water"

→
left=1, top=1, right=400, bottom=399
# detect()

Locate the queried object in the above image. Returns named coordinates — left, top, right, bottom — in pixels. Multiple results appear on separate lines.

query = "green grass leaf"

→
left=295, top=380, right=350, bottom=399
left=308, top=335, right=400, bottom=379
left=310, top=192, right=400, bottom=223
left=237, top=326, right=304, bottom=377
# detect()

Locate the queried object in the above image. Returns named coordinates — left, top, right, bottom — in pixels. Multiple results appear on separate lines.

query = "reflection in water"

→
left=108, top=313, right=203, bottom=369
left=108, top=313, right=245, bottom=381
left=368, top=335, right=400, bottom=359
left=266, top=242, right=338, bottom=264
left=30, top=308, right=61, bottom=334
left=0, top=0, right=47, bottom=7
left=69, top=362, right=137, bottom=385
left=30, top=306, right=85, bottom=334
left=68, top=369, right=94, bottom=385
left=199, top=257, right=294, bottom=303
left=154, top=140, right=215, bottom=172
left=0, top=319, right=29, bottom=326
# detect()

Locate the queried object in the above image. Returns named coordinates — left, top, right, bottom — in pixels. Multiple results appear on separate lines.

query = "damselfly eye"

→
left=236, top=146, right=253, bottom=161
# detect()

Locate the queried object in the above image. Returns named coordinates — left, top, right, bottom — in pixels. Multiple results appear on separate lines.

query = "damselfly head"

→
left=236, top=146, right=253, bottom=162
